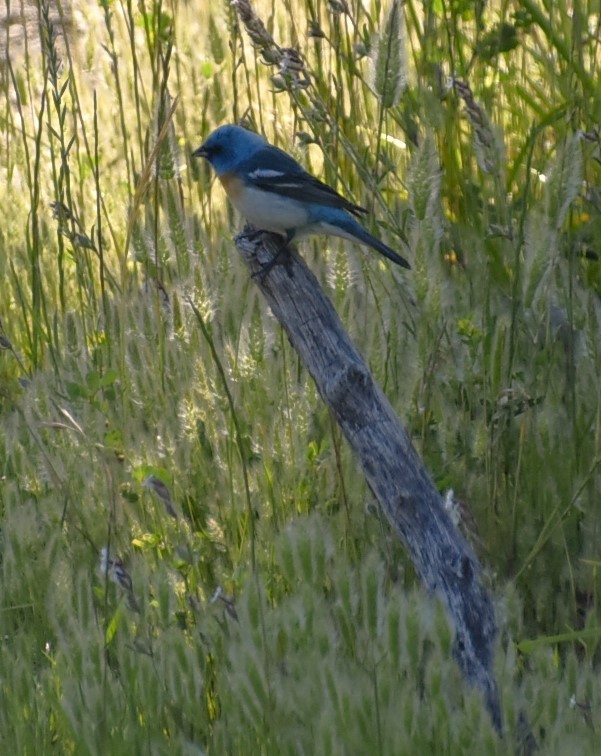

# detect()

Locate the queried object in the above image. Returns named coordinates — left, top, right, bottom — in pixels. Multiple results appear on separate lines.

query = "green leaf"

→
left=105, top=605, right=124, bottom=646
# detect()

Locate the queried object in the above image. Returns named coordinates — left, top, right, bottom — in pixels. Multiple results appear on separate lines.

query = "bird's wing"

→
left=239, top=146, right=367, bottom=217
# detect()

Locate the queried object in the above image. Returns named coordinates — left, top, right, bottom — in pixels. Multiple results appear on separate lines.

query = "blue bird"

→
left=193, top=125, right=410, bottom=270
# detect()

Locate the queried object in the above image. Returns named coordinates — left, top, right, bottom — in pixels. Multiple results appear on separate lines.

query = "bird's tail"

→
left=324, top=216, right=411, bottom=269
left=362, top=232, right=411, bottom=269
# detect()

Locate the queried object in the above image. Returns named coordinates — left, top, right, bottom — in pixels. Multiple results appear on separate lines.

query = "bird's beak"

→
left=192, top=143, right=208, bottom=159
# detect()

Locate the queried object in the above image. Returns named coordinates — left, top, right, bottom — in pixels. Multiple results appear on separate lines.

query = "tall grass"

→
left=1, top=0, right=601, bottom=750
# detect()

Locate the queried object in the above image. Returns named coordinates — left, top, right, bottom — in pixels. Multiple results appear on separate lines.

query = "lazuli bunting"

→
left=193, top=125, right=410, bottom=270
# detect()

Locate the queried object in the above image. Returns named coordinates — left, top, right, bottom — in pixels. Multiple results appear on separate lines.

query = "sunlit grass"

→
left=1, top=0, right=601, bottom=750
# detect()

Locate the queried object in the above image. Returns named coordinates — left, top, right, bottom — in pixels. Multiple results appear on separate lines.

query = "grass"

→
left=1, top=0, right=601, bottom=751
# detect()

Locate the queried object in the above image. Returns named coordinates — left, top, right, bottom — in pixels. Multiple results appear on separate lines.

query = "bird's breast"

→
left=219, top=172, right=246, bottom=201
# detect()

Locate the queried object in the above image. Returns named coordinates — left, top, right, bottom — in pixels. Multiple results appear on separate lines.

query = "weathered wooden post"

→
left=234, top=230, right=504, bottom=735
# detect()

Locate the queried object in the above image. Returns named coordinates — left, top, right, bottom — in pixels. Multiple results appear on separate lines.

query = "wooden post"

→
left=235, top=230, right=503, bottom=735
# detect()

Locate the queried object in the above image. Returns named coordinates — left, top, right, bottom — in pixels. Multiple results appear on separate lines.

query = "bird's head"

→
left=192, top=124, right=266, bottom=175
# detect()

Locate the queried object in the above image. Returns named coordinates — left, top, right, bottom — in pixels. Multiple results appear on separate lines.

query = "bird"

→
left=192, top=124, right=410, bottom=270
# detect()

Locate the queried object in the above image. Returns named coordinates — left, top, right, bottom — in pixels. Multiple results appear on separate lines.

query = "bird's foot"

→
left=237, top=225, right=294, bottom=280
left=251, top=241, right=294, bottom=281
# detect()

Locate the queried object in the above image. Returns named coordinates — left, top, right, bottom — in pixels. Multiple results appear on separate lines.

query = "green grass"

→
left=1, top=0, right=601, bottom=751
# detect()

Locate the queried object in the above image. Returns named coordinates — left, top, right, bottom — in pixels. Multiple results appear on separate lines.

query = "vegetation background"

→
left=1, top=0, right=601, bottom=752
